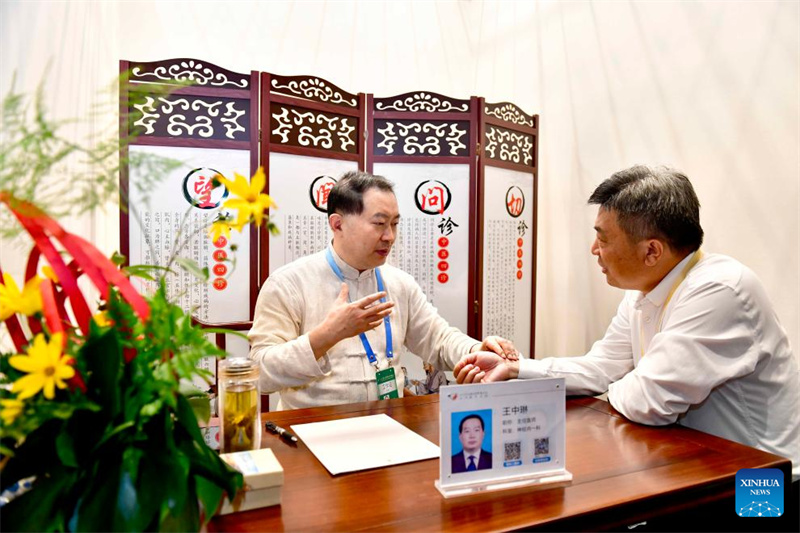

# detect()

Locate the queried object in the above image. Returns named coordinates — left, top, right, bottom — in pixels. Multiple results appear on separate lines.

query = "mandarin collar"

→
left=638, top=251, right=698, bottom=308
left=328, top=244, right=375, bottom=281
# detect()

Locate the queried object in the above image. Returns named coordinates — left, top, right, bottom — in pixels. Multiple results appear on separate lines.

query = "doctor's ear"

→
left=329, top=213, right=343, bottom=232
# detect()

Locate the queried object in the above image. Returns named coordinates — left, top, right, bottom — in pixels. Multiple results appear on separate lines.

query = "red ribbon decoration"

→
left=1, top=192, right=151, bottom=358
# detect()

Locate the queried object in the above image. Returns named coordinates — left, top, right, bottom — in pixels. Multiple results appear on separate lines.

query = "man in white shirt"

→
left=454, top=166, right=800, bottom=488
left=249, top=171, right=516, bottom=410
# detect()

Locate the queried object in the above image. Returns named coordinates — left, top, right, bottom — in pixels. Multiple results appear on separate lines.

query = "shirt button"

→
left=643, top=315, right=652, bottom=323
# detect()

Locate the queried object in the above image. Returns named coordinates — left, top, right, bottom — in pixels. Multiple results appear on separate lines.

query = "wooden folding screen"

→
left=365, top=91, right=479, bottom=337
left=119, top=57, right=539, bottom=374
left=259, top=73, right=365, bottom=278
left=477, top=101, right=539, bottom=357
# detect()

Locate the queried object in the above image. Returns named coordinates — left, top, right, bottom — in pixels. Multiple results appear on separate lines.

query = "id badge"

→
left=376, top=367, right=399, bottom=400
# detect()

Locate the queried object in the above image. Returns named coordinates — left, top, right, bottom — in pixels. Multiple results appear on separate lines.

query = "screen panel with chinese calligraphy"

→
left=372, top=162, right=471, bottom=334
left=481, top=165, right=534, bottom=357
left=267, top=153, right=357, bottom=275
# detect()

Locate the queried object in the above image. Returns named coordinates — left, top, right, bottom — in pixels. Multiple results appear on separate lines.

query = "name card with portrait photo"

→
left=436, top=379, right=572, bottom=498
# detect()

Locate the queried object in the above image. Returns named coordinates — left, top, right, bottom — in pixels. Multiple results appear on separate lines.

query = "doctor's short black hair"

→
left=588, top=165, right=704, bottom=253
left=459, top=414, right=485, bottom=433
left=327, top=171, right=395, bottom=217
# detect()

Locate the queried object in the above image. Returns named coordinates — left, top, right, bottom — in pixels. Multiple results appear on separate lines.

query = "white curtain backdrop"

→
left=2, top=0, right=798, bottom=362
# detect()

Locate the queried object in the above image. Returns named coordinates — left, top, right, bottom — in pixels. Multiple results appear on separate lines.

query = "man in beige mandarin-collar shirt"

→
left=249, top=170, right=516, bottom=411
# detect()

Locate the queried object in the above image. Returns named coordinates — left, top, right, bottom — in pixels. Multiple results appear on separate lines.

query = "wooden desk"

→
left=208, top=395, right=791, bottom=532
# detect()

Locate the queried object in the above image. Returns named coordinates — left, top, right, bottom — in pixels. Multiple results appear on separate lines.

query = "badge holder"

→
left=376, top=366, right=399, bottom=400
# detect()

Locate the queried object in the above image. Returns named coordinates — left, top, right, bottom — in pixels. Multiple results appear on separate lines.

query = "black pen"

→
left=265, top=421, right=298, bottom=443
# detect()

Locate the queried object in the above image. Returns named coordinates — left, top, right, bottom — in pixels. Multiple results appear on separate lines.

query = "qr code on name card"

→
left=504, top=441, right=522, bottom=462
left=535, top=437, right=549, bottom=456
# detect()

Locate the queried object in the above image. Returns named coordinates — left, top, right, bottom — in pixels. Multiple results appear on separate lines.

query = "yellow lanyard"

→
left=640, top=250, right=704, bottom=358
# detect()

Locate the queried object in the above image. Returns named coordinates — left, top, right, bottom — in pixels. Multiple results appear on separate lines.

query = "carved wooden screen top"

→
left=482, top=101, right=538, bottom=173
left=370, top=91, right=473, bottom=163
left=124, top=58, right=253, bottom=145
left=265, top=74, right=362, bottom=161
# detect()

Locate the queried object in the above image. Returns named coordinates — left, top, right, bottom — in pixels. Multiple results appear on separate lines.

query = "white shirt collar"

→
left=463, top=449, right=482, bottom=462
left=636, top=251, right=698, bottom=309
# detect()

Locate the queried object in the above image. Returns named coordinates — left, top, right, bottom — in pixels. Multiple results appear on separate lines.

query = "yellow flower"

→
left=41, top=265, right=58, bottom=283
left=9, top=333, right=75, bottom=400
left=216, top=168, right=275, bottom=228
left=0, top=273, right=43, bottom=321
left=208, top=220, right=233, bottom=243
left=0, top=398, right=24, bottom=425
left=93, top=311, right=112, bottom=328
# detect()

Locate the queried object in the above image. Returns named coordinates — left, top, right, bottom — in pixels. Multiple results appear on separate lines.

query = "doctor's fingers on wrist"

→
left=496, top=337, right=517, bottom=354
left=483, top=338, right=502, bottom=354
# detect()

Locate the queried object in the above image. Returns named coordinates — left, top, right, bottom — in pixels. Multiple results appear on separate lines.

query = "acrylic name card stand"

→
left=436, top=379, right=572, bottom=498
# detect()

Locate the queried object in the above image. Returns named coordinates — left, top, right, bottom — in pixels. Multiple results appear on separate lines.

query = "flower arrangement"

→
left=0, top=165, right=275, bottom=530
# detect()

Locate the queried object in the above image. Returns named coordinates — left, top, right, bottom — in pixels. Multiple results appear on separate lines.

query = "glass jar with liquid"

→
left=218, top=358, right=261, bottom=453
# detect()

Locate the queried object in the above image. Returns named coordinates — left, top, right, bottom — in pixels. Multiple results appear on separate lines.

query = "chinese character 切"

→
left=508, top=194, right=523, bottom=217
left=438, top=217, right=459, bottom=236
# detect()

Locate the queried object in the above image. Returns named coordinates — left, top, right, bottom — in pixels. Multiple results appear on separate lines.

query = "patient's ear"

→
left=642, top=239, right=664, bottom=267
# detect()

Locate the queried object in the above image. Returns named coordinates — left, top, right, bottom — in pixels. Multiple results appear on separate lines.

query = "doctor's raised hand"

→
left=454, top=352, right=520, bottom=384
left=308, top=283, right=395, bottom=359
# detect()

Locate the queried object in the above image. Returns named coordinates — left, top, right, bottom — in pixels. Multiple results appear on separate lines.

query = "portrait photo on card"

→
left=450, top=409, right=493, bottom=474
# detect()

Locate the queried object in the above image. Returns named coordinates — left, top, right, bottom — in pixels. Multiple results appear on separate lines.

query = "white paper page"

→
left=291, top=414, right=439, bottom=475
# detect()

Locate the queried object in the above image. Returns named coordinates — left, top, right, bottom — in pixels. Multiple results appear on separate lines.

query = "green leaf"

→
left=110, top=250, right=127, bottom=266
left=174, top=393, right=205, bottom=445
left=71, top=454, right=122, bottom=532
left=177, top=433, right=243, bottom=504
left=187, top=396, right=211, bottom=426
left=199, top=327, right=250, bottom=340
left=140, top=399, right=163, bottom=418
left=180, top=382, right=212, bottom=425
left=154, top=451, right=192, bottom=531
left=175, top=256, right=209, bottom=281
left=123, top=264, right=173, bottom=281
left=195, top=474, right=224, bottom=525
left=80, top=328, right=122, bottom=420
left=56, top=430, right=78, bottom=468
